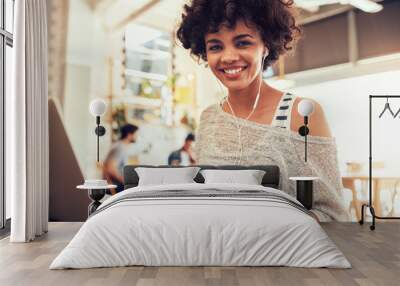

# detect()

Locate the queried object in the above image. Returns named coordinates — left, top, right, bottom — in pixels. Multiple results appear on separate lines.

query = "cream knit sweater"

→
left=195, top=103, right=350, bottom=221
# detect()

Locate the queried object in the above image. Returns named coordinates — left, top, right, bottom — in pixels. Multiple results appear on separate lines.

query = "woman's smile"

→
left=219, top=65, right=248, bottom=80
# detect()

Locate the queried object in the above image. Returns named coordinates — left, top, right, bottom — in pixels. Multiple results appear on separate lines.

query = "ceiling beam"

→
left=298, top=4, right=352, bottom=25
left=109, top=0, right=161, bottom=31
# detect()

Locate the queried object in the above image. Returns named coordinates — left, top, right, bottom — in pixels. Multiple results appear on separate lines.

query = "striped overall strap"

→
left=270, top=92, right=295, bottom=129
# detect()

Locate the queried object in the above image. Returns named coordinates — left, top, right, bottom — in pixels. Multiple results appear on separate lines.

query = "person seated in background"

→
left=168, top=133, right=196, bottom=166
left=103, top=124, right=139, bottom=194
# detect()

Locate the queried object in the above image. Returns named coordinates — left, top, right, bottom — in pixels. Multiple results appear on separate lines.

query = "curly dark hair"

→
left=176, top=0, right=301, bottom=70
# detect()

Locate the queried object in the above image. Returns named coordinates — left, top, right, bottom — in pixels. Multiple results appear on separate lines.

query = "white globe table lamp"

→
left=89, top=99, right=107, bottom=162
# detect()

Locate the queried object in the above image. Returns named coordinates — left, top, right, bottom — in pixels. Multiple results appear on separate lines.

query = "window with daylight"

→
left=0, top=0, right=14, bottom=233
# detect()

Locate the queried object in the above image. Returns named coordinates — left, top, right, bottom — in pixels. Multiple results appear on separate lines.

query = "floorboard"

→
left=0, top=222, right=399, bottom=286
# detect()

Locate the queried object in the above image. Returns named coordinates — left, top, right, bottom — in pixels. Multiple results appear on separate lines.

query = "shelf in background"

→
left=112, top=95, right=161, bottom=109
left=125, top=69, right=167, bottom=82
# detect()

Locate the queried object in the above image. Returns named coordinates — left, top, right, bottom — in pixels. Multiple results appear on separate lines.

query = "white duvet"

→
left=50, top=183, right=351, bottom=269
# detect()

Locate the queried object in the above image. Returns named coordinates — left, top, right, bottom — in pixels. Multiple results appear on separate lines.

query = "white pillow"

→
left=135, top=167, right=200, bottom=186
left=200, top=169, right=266, bottom=185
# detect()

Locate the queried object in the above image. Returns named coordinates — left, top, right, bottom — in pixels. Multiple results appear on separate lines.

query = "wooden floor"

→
left=0, top=222, right=399, bottom=286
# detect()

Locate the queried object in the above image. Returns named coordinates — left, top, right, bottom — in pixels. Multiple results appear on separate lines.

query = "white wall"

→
left=65, top=0, right=96, bottom=66
left=63, top=64, right=91, bottom=171
left=63, top=0, right=114, bottom=179
left=63, top=0, right=96, bottom=178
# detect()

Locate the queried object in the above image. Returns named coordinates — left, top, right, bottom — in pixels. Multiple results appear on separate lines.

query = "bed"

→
left=50, top=165, right=350, bottom=269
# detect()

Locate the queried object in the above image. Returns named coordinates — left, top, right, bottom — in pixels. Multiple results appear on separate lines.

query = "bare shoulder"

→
left=291, top=97, right=332, bottom=138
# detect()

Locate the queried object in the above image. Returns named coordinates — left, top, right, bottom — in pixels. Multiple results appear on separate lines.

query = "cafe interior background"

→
left=35, top=0, right=400, bottom=222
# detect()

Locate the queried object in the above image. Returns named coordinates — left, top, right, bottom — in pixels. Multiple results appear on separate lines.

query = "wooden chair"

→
left=343, top=161, right=399, bottom=220
left=342, top=177, right=368, bottom=222
left=342, top=162, right=368, bottom=221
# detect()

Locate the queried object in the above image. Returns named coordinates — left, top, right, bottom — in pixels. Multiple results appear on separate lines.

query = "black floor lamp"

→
left=360, top=95, right=400, bottom=230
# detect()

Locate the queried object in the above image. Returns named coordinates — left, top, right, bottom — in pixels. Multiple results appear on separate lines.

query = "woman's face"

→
left=205, top=20, right=266, bottom=91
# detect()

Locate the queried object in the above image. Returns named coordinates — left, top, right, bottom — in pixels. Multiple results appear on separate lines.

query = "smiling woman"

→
left=176, top=0, right=349, bottom=221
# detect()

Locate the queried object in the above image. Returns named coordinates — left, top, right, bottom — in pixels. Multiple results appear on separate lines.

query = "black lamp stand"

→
left=88, top=189, right=106, bottom=216
left=293, top=116, right=314, bottom=209
left=298, top=116, right=309, bottom=162
left=94, top=116, right=106, bottom=162
left=360, top=95, right=400, bottom=230
left=296, top=180, right=314, bottom=210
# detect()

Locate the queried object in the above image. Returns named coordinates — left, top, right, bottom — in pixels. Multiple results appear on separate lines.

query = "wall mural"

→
left=47, top=0, right=400, bottom=222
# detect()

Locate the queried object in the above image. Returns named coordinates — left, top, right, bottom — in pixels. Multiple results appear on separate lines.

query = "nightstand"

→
left=77, top=184, right=117, bottom=216
left=289, top=177, right=318, bottom=210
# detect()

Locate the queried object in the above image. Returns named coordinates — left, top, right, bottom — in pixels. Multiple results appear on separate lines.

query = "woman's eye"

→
left=237, top=41, right=251, bottom=47
left=208, top=45, right=221, bottom=51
